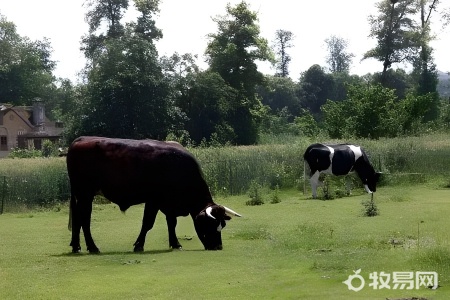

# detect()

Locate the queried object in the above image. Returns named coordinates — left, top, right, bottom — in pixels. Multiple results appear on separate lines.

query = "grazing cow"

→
left=67, top=136, right=241, bottom=253
left=304, top=143, right=381, bottom=198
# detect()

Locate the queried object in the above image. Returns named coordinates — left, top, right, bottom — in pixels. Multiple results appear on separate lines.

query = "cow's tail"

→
left=68, top=192, right=75, bottom=231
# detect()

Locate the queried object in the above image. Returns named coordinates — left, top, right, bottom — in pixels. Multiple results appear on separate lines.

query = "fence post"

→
left=1, top=176, right=6, bottom=214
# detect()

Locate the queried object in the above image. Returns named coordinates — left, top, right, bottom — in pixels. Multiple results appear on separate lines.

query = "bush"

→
left=246, top=181, right=264, bottom=206
left=8, top=148, right=43, bottom=158
left=362, top=195, right=379, bottom=217
left=270, top=185, right=281, bottom=204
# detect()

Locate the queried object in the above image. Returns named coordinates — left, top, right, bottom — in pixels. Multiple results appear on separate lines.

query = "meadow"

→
left=0, top=185, right=449, bottom=299
left=0, top=133, right=449, bottom=299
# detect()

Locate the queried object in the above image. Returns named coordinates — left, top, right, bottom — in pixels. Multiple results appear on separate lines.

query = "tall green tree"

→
left=324, top=35, right=354, bottom=73
left=181, top=71, right=237, bottom=145
left=297, top=64, right=334, bottom=120
left=257, top=75, right=300, bottom=117
left=73, top=0, right=170, bottom=140
left=0, top=14, right=55, bottom=105
left=411, top=0, right=439, bottom=105
left=205, top=1, right=274, bottom=144
left=272, top=29, right=294, bottom=78
left=363, top=0, right=419, bottom=85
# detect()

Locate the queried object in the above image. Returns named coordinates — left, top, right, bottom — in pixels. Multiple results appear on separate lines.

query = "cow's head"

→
left=365, top=171, right=382, bottom=193
left=194, top=205, right=241, bottom=250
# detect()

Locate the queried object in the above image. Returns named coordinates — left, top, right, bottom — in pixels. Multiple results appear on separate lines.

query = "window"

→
left=0, top=136, right=7, bottom=151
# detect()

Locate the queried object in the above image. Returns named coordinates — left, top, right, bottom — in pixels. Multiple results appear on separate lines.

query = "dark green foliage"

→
left=0, top=14, right=55, bottom=105
left=7, top=148, right=43, bottom=159
left=362, top=196, right=379, bottom=217
left=270, top=185, right=281, bottom=204
left=322, top=84, right=438, bottom=139
left=70, top=0, right=170, bottom=140
left=179, top=71, right=237, bottom=145
left=205, top=2, right=273, bottom=145
left=297, top=64, right=335, bottom=119
left=246, top=181, right=264, bottom=206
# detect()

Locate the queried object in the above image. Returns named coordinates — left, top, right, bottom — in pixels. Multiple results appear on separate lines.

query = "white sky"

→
left=1, top=0, right=449, bottom=82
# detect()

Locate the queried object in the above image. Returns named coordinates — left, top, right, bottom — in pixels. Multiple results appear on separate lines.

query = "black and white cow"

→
left=304, top=143, right=381, bottom=198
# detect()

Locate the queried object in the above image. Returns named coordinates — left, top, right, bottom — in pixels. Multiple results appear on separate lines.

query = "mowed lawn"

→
left=1, top=185, right=449, bottom=299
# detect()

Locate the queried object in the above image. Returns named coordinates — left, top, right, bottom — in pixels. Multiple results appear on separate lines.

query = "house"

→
left=0, top=101, right=63, bottom=158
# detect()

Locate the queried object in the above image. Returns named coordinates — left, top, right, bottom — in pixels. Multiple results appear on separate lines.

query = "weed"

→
left=362, top=195, right=379, bottom=217
left=246, top=180, right=264, bottom=206
left=270, top=185, right=281, bottom=204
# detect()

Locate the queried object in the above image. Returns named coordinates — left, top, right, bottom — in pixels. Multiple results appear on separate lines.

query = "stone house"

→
left=0, top=102, right=63, bottom=158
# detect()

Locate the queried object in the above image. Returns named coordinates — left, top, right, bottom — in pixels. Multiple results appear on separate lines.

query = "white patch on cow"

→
left=217, top=223, right=223, bottom=232
left=322, top=145, right=335, bottom=175
left=309, top=145, right=334, bottom=198
left=348, top=145, right=363, bottom=162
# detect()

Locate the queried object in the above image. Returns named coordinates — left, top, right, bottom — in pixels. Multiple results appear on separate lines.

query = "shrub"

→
left=8, top=147, right=42, bottom=158
left=362, top=195, right=379, bottom=217
left=246, top=181, right=264, bottom=206
left=270, top=185, right=281, bottom=204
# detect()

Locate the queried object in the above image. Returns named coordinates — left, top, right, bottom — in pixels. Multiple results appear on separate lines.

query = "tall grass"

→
left=0, top=133, right=449, bottom=211
left=0, top=158, right=68, bottom=212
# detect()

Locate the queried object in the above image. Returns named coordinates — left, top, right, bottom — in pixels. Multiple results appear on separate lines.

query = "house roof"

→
left=1, top=105, right=35, bottom=129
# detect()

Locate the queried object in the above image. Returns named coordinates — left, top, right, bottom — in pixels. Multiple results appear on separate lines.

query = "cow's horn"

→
left=205, top=206, right=215, bottom=219
left=223, top=206, right=242, bottom=217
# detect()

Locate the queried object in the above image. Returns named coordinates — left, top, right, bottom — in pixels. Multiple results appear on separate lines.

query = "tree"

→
left=257, top=75, right=300, bottom=117
left=72, top=0, right=170, bottom=140
left=205, top=1, right=274, bottom=144
left=324, top=35, right=354, bottom=73
left=297, top=64, right=334, bottom=120
left=322, top=84, right=402, bottom=138
left=272, top=29, right=294, bottom=77
left=363, top=0, right=419, bottom=85
left=0, top=14, right=55, bottom=105
left=322, top=83, right=435, bottom=139
left=81, top=0, right=129, bottom=62
left=412, top=0, right=439, bottom=101
left=181, top=71, right=237, bottom=145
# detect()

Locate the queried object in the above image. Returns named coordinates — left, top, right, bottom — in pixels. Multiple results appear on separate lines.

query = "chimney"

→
left=32, top=98, right=45, bottom=126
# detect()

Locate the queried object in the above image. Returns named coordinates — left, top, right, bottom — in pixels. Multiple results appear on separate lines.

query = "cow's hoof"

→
left=171, top=246, right=183, bottom=251
left=88, top=247, right=100, bottom=254
left=134, top=246, right=144, bottom=252
left=71, top=246, right=81, bottom=253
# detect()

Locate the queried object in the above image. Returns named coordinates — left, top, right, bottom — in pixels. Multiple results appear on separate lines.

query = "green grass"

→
left=1, top=185, right=449, bottom=299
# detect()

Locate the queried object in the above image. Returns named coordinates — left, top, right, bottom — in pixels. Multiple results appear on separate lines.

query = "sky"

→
left=1, top=0, right=449, bottom=83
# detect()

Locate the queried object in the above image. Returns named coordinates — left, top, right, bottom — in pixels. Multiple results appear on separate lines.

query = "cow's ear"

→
left=375, top=172, right=382, bottom=181
left=224, top=215, right=231, bottom=221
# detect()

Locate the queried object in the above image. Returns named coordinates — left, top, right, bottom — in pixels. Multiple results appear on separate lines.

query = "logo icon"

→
left=343, top=269, right=365, bottom=292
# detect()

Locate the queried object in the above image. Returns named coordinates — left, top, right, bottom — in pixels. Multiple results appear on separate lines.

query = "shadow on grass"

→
left=53, top=248, right=207, bottom=257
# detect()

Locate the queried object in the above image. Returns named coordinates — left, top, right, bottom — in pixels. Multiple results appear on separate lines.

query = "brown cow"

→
left=67, top=136, right=241, bottom=253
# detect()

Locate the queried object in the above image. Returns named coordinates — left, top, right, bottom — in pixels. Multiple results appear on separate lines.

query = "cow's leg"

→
left=166, top=215, right=182, bottom=249
left=310, top=171, right=321, bottom=199
left=79, top=198, right=99, bottom=253
left=70, top=195, right=82, bottom=253
left=133, top=204, right=158, bottom=252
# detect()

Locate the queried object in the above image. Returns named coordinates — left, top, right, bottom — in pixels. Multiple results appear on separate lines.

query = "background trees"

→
left=363, top=0, right=419, bottom=85
left=68, top=0, right=170, bottom=141
left=205, top=1, right=273, bottom=144
left=1, top=0, right=449, bottom=147
left=272, top=29, right=294, bottom=78
left=324, top=35, right=354, bottom=74
left=0, top=14, right=55, bottom=105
